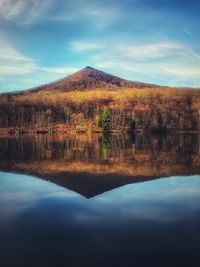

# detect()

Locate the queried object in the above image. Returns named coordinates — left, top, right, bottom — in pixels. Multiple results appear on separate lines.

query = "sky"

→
left=0, top=0, right=200, bottom=92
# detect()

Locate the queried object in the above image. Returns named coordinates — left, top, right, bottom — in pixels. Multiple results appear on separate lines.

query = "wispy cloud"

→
left=0, top=39, right=78, bottom=91
left=85, top=5, right=120, bottom=27
left=38, top=66, right=78, bottom=74
left=0, top=40, right=32, bottom=62
left=0, top=0, right=26, bottom=20
left=71, top=41, right=104, bottom=52
left=50, top=1, right=120, bottom=27
left=0, top=40, right=36, bottom=74
left=115, top=42, right=184, bottom=61
left=72, top=39, right=200, bottom=62
left=0, top=39, right=77, bottom=75
left=0, top=0, right=53, bottom=25
left=71, top=38, right=200, bottom=87
left=160, top=65, right=200, bottom=77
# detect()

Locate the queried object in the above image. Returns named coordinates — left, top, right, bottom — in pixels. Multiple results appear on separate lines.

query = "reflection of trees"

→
left=0, top=133, right=199, bottom=176
left=0, top=133, right=199, bottom=197
left=99, top=132, right=111, bottom=159
left=0, top=133, right=199, bottom=161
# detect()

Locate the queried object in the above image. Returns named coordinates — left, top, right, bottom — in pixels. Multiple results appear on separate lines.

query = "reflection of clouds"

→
left=92, top=175, right=200, bottom=223
left=0, top=172, right=79, bottom=222
left=119, top=205, right=188, bottom=223
left=0, top=185, right=5, bottom=191
left=97, top=176, right=200, bottom=202
left=61, top=176, right=200, bottom=225
left=0, top=172, right=200, bottom=226
left=42, top=190, right=79, bottom=199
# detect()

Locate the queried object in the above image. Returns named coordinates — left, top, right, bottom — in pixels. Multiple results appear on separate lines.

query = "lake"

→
left=0, top=133, right=200, bottom=267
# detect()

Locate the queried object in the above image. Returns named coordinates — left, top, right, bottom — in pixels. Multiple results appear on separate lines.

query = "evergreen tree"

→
left=101, top=108, right=110, bottom=133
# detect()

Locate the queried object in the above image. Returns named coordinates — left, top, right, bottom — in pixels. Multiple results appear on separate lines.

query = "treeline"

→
left=0, top=89, right=200, bottom=132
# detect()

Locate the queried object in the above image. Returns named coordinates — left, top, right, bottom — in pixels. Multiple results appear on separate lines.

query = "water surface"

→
left=0, top=133, right=200, bottom=267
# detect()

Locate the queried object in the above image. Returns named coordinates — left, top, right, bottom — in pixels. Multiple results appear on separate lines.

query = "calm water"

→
left=0, top=133, right=200, bottom=267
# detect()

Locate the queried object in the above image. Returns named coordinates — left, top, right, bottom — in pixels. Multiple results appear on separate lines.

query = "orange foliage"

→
left=1, top=87, right=200, bottom=106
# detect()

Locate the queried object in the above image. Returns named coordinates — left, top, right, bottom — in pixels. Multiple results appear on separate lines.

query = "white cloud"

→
left=0, top=40, right=78, bottom=91
left=0, top=41, right=32, bottom=62
left=160, top=66, right=200, bottom=77
left=95, top=62, right=177, bottom=85
left=50, top=1, right=120, bottom=28
left=71, top=41, right=104, bottom=52
left=71, top=39, right=200, bottom=87
left=0, top=40, right=36, bottom=74
left=0, top=0, right=26, bottom=20
left=0, top=0, right=120, bottom=27
left=0, top=0, right=53, bottom=24
left=0, top=64, right=78, bottom=76
left=72, top=40, right=188, bottom=61
left=116, top=42, right=184, bottom=60
left=0, top=39, right=77, bottom=76
left=85, top=6, right=119, bottom=27
left=95, top=62, right=115, bottom=69
left=38, top=66, right=79, bottom=74
left=0, top=65, right=35, bottom=75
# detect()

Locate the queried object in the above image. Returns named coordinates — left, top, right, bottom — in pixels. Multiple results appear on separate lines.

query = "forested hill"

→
left=0, top=67, right=200, bottom=134
left=27, top=66, right=158, bottom=93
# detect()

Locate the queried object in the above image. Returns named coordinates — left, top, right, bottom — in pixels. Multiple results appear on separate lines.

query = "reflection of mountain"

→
left=0, top=133, right=200, bottom=198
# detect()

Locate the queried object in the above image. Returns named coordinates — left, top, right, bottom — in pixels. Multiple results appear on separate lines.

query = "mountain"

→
left=28, top=66, right=158, bottom=93
left=0, top=66, right=200, bottom=134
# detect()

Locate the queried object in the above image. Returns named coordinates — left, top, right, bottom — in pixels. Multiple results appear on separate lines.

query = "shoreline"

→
left=0, top=125, right=199, bottom=136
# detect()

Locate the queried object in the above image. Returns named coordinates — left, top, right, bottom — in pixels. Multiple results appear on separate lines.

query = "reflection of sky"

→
left=0, top=172, right=79, bottom=222
left=0, top=172, right=200, bottom=224
left=1, top=172, right=200, bottom=267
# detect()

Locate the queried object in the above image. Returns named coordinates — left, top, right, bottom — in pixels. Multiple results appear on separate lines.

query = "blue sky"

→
left=0, top=0, right=200, bottom=92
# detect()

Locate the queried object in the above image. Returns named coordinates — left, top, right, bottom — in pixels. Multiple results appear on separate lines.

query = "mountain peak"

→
left=84, top=66, right=93, bottom=69
left=76, top=66, right=103, bottom=76
left=77, top=66, right=111, bottom=76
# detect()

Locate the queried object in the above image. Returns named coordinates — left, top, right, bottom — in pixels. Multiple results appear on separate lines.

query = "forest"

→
left=0, top=88, right=200, bottom=134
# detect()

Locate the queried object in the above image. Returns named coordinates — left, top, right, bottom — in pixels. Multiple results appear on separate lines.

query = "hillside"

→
left=0, top=66, right=200, bottom=134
